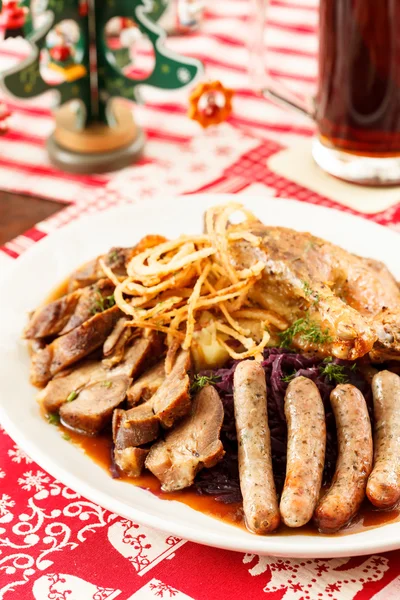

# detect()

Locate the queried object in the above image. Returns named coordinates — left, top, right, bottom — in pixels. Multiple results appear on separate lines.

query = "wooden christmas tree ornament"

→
left=188, top=81, right=234, bottom=128
left=0, top=0, right=203, bottom=173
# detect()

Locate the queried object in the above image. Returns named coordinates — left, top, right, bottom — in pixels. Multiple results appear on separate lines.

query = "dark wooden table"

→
left=0, top=191, right=66, bottom=246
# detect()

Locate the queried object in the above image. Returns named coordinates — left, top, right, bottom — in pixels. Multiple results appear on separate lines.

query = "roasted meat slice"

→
left=229, top=224, right=400, bottom=360
left=30, top=305, right=122, bottom=386
left=24, top=279, right=115, bottom=340
left=24, top=290, right=82, bottom=339
left=59, top=279, right=115, bottom=335
left=67, top=237, right=168, bottom=292
left=127, top=360, right=166, bottom=407
left=67, top=247, right=133, bottom=292
left=146, top=385, right=224, bottom=492
left=60, top=375, right=131, bottom=435
left=38, top=332, right=159, bottom=411
left=114, top=446, right=149, bottom=478
left=38, top=360, right=108, bottom=413
left=102, top=320, right=135, bottom=368
left=111, top=332, right=162, bottom=378
left=103, top=318, right=130, bottom=356
left=370, top=309, right=400, bottom=362
left=151, top=350, right=191, bottom=427
left=113, top=403, right=160, bottom=448
left=112, top=405, right=158, bottom=476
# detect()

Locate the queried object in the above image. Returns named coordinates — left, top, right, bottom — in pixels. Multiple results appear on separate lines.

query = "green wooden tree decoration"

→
left=146, top=0, right=169, bottom=23
left=0, top=0, right=91, bottom=126
left=96, top=0, right=203, bottom=123
left=0, top=0, right=203, bottom=172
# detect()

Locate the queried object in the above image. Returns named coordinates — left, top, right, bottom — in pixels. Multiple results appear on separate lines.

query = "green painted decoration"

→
left=0, top=0, right=203, bottom=128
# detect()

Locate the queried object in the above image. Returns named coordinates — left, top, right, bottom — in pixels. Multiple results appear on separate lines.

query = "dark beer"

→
left=316, top=0, right=400, bottom=157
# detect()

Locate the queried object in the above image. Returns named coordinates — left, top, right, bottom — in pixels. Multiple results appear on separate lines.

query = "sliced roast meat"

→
left=59, top=279, right=115, bottom=335
left=67, top=247, right=132, bottom=292
left=24, top=290, right=82, bottom=339
left=67, top=258, right=104, bottom=292
left=67, top=238, right=167, bottom=292
left=38, top=360, right=108, bottom=413
left=111, top=332, right=162, bottom=378
left=113, top=402, right=160, bottom=449
left=151, top=350, right=191, bottom=428
left=60, top=374, right=131, bottom=435
left=103, top=317, right=130, bottom=356
left=102, top=319, right=134, bottom=368
left=127, top=361, right=166, bottom=407
left=114, top=447, right=149, bottom=478
left=28, top=339, right=46, bottom=355
left=38, top=332, right=160, bottom=411
left=112, top=407, right=124, bottom=440
left=30, top=306, right=122, bottom=386
left=145, top=385, right=224, bottom=492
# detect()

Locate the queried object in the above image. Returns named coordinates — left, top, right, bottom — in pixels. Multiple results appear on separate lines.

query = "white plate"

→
left=1, top=194, right=400, bottom=559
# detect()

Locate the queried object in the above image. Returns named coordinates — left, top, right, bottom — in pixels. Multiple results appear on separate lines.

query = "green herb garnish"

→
left=90, top=291, right=116, bottom=315
left=319, top=357, right=356, bottom=384
left=107, top=249, right=119, bottom=263
left=66, top=390, right=78, bottom=402
left=302, top=281, right=320, bottom=305
left=46, top=412, right=60, bottom=425
left=101, top=381, right=113, bottom=388
left=62, top=433, right=71, bottom=441
left=190, top=374, right=220, bottom=395
left=279, top=315, right=333, bottom=348
left=281, top=371, right=296, bottom=383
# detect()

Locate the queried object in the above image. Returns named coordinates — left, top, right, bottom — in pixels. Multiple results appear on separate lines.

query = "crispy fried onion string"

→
left=110, top=203, right=271, bottom=360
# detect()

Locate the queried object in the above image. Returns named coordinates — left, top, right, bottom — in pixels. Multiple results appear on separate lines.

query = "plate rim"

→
left=1, top=193, right=400, bottom=559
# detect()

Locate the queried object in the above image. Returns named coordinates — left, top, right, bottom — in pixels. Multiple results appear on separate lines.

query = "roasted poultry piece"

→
left=229, top=223, right=400, bottom=361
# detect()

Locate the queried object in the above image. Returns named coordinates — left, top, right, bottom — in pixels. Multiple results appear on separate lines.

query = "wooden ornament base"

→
left=48, top=101, right=145, bottom=174
left=47, top=129, right=145, bottom=174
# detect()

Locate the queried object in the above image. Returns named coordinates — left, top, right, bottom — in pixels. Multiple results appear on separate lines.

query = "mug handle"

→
left=248, top=0, right=316, bottom=119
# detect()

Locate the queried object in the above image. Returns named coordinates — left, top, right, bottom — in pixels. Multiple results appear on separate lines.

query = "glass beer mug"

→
left=250, top=0, right=400, bottom=186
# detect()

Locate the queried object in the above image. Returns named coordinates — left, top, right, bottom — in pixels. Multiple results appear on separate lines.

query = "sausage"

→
left=367, top=370, right=400, bottom=508
left=233, top=360, right=280, bottom=534
left=314, top=384, right=373, bottom=533
left=280, top=377, right=326, bottom=527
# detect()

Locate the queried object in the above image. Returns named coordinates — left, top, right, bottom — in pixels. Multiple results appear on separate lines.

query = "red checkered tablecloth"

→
left=1, top=1, right=400, bottom=599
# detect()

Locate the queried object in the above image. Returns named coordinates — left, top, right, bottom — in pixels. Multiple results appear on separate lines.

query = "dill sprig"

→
left=302, top=281, right=320, bottom=305
left=91, top=291, right=115, bottom=315
left=279, top=315, right=332, bottom=349
left=190, top=374, right=220, bottom=395
left=319, top=357, right=356, bottom=384
left=281, top=371, right=297, bottom=383
left=302, top=281, right=313, bottom=297
left=107, top=249, right=119, bottom=264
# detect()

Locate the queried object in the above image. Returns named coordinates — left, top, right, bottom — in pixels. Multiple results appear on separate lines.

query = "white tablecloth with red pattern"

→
left=1, top=1, right=400, bottom=599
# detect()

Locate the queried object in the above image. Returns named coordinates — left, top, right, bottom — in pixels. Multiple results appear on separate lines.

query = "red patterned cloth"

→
left=1, top=1, right=400, bottom=599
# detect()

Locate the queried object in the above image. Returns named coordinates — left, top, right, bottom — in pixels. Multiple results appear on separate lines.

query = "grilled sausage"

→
left=314, top=384, right=373, bottom=533
left=233, top=360, right=280, bottom=534
left=367, top=370, right=400, bottom=508
left=280, top=377, right=326, bottom=527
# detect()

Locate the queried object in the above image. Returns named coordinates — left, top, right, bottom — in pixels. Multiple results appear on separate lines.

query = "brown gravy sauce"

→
left=39, top=278, right=400, bottom=537
left=50, top=417, right=400, bottom=538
